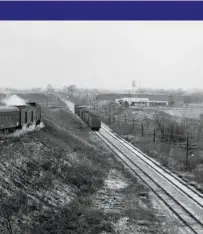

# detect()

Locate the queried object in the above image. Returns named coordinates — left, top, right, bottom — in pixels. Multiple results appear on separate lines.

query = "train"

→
left=74, top=105, right=101, bottom=131
left=0, top=102, right=42, bottom=134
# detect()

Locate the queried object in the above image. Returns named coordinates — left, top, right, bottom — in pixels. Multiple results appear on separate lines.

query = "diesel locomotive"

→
left=0, top=102, right=41, bottom=134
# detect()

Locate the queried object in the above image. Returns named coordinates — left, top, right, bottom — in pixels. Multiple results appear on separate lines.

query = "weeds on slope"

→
left=0, top=112, right=115, bottom=234
left=0, top=99, right=172, bottom=234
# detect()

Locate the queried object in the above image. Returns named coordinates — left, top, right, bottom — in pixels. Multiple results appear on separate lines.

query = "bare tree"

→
left=46, top=84, right=55, bottom=93
left=67, top=84, right=77, bottom=93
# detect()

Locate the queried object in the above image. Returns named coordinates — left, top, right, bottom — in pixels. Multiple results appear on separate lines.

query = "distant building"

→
left=116, top=98, right=150, bottom=107
left=149, top=100, right=168, bottom=106
left=96, top=93, right=185, bottom=106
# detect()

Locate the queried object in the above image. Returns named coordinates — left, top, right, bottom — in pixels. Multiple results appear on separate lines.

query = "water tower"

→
left=131, top=80, right=137, bottom=99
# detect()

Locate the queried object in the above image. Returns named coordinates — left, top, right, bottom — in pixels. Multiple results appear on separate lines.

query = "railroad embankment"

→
left=0, top=93, right=174, bottom=233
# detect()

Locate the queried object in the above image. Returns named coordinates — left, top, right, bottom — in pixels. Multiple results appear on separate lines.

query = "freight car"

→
left=74, top=105, right=101, bottom=131
left=74, top=104, right=79, bottom=115
left=88, top=112, right=101, bottom=131
left=0, top=102, right=41, bottom=134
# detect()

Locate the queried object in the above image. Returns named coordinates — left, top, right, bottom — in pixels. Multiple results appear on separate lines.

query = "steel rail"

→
left=96, top=127, right=203, bottom=234
left=102, top=123, right=203, bottom=201
left=58, top=96, right=203, bottom=233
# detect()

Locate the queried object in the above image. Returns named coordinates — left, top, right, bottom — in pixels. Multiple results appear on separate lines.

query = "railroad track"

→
left=102, top=124, right=203, bottom=199
left=59, top=96, right=203, bottom=233
left=95, top=124, right=203, bottom=234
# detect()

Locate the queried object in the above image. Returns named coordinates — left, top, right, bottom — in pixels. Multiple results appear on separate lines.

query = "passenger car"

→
left=0, top=102, right=41, bottom=134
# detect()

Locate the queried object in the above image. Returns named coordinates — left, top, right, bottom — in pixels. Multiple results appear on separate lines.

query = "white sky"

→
left=0, top=21, right=203, bottom=90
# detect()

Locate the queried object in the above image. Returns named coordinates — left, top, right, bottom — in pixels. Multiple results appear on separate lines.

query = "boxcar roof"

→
left=81, top=108, right=89, bottom=112
left=16, top=104, right=36, bottom=108
left=77, top=105, right=87, bottom=108
left=89, top=112, right=98, bottom=118
left=0, top=106, right=20, bottom=112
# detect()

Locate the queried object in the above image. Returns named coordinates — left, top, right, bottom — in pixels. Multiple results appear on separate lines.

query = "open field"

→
left=162, top=107, right=203, bottom=119
left=83, top=100, right=203, bottom=195
left=0, top=93, right=174, bottom=234
left=105, top=117, right=203, bottom=194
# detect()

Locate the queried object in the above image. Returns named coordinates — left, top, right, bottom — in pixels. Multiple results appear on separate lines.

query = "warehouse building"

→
left=116, top=98, right=150, bottom=107
left=96, top=93, right=185, bottom=106
left=115, top=97, right=168, bottom=107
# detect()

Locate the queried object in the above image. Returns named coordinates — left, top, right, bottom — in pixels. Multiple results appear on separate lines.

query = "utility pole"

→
left=47, top=94, right=50, bottom=120
left=186, top=132, right=189, bottom=166
left=94, top=93, right=96, bottom=112
left=109, top=104, right=111, bottom=125
left=133, top=117, right=135, bottom=133
left=141, top=123, right=144, bottom=137
left=153, top=129, right=156, bottom=142
left=180, top=132, right=196, bottom=167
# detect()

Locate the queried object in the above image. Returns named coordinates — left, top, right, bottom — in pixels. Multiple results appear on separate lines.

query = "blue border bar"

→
left=0, top=1, right=202, bottom=20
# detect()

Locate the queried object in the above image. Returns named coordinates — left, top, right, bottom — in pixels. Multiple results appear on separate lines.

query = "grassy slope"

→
left=0, top=93, right=173, bottom=234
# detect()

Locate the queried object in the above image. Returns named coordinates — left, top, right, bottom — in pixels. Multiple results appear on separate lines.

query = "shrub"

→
left=31, top=199, right=114, bottom=234
left=193, top=164, right=203, bottom=183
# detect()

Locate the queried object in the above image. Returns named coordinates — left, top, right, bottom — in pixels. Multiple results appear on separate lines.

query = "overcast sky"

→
left=0, top=21, right=203, bottom=91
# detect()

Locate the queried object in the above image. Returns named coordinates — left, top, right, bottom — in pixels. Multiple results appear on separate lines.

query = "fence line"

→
left=70, top=100, right=200, bottom=167
left=90, top=106, right=199, bottom=167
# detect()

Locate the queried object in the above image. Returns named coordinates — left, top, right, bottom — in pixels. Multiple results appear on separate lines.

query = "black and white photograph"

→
left=1, top=21, right=203, bottom=233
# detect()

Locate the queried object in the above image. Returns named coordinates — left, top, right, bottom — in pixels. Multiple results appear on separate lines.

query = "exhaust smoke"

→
left=4, top=122, right=45, bottom=139
left=2, top=94, right=27, bottom=106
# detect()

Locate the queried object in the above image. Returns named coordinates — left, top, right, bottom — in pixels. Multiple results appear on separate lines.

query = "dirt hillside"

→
left=0, top=93, right=176, bottom=234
